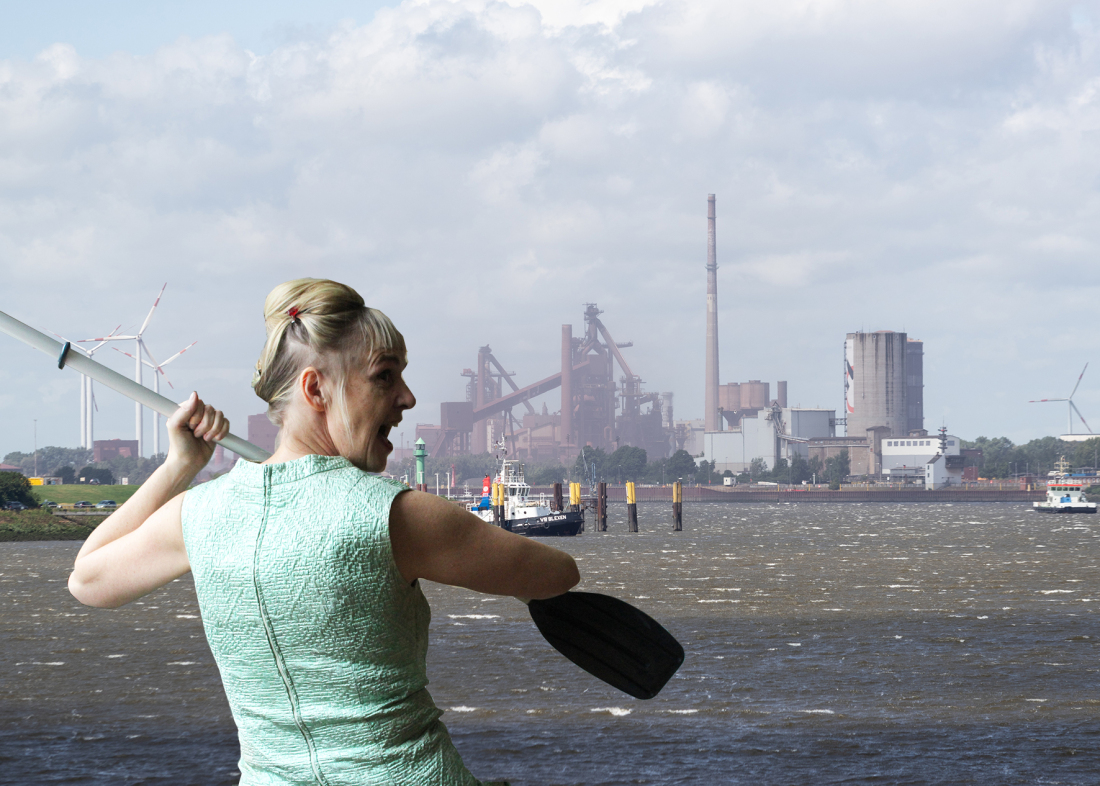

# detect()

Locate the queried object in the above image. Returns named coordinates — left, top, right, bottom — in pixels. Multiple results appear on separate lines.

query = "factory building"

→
left=701, top=400, right=838, bottom=474
left=416, top=304, right=673, bottom=461
left=845, top=331, right=910, bottom=438
left=906, top=339, right=924, bottom=434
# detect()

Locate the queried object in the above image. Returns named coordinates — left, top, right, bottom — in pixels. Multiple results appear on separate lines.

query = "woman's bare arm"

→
left=388, top=491, right=580, bottom=599
left=68, top=393, right=229, bottom=608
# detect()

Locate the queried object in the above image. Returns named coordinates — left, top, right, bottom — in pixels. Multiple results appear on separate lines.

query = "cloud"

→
left=2, top=0, right=1100, bottom=456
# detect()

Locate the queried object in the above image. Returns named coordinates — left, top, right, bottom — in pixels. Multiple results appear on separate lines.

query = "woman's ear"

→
left=299, top=367, right=327, bottom=413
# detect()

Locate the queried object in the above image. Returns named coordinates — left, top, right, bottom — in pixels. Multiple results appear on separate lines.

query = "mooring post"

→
left=673, top=481, right=683, bottom=531
left=569, top=482, right=580, bottom=513
left=552, top=482, right=563, bottom=512
left=492, top=482, right=502, bottom=527
left=627, top=481, right=638, bottom=532
left=598, top=481, right=608, bottom=531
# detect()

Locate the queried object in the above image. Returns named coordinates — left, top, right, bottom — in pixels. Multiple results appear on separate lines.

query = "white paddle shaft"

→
left=0, top=309, right=271, bottom=463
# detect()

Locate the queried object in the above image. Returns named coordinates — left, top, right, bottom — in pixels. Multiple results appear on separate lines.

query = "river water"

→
left=2, top=503, right=1098, bottom=785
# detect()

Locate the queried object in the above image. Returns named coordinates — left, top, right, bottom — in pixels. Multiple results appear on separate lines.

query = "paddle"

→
left=526, top=591, right=684, bottom=699
left=0, top=307, right=686, bottom=699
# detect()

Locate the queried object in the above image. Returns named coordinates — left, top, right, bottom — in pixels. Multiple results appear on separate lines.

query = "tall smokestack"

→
left=561, top=324, right=573, bottom=447
left=474, top=346, right=489, bottom=453
left=705, top=194, right=720, bottom=433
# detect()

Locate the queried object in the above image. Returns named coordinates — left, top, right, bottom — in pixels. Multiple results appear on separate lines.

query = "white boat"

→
left=1033, top=457, right=1097, bottom=514
left=467, top=457, right=584, bottom=536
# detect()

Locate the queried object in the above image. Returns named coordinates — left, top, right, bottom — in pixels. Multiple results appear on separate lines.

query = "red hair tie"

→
left=287, top=306, right=301, bottom=322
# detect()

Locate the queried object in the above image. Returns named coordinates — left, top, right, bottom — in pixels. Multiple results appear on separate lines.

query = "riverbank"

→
left=0, top=510, right=100, bottom=542
left=530, top=485, right=1046, bottom=503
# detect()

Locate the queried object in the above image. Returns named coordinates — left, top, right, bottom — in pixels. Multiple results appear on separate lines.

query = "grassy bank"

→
left=0, top=509, right=101, bottom=542
left=30, top=485, right=140, bottom=505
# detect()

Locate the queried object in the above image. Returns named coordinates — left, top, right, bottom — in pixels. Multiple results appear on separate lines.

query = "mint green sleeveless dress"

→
left=181, top=455, right=496, bottom=786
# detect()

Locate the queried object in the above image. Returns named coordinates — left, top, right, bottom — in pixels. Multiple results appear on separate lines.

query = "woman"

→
left=69, top=278, right=580, bottom=785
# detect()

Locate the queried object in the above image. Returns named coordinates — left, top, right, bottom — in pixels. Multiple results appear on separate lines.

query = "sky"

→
left=2, top=0, right=1100, bottom=460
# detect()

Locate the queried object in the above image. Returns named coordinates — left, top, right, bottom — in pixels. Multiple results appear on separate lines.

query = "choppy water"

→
left=2, top=503, right=1099, bottom=785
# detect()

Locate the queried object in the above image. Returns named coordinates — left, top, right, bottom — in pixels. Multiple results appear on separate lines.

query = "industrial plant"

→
left=402, top=193, right=963, bottom=486
left=413, top=304, right=674, bottom=463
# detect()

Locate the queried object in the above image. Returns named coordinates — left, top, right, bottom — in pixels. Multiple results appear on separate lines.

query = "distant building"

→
left=248, top=414, right=280, bottom=455
left=94, top=439, right=139, bottom=462
left=845, top=331, right=908, bottom=439
left=906, top=339, right=924, bottom=434
left=881, top=434, right=960, bottom=478
left=701, top=406, right=837, bottom=474
left=0, top=463, right=24, bottom=475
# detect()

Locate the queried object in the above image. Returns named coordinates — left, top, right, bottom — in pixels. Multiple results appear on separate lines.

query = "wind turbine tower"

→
left=80, top=284, right=181, bottom=457
left=114, top=339, right=197, bottom=456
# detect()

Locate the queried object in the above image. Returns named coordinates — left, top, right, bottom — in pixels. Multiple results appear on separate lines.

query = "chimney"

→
left=705, top=194, right=720, bottom=432
left=561, top=324, right=573, bottom=446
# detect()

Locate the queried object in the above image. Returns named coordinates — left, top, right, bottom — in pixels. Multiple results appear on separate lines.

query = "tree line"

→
left=960, top=435, right=1100, bottom=478
left=3, top=447, right=166, bottom=487
left=390, top=446, right=852, bottom=489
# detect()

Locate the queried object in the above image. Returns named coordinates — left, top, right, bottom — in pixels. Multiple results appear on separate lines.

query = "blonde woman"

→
left=69, top=278, right=579, bottom=785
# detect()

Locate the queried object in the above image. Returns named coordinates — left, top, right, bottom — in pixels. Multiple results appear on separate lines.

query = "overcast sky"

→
left=2, top=0, right=1100, bottom=460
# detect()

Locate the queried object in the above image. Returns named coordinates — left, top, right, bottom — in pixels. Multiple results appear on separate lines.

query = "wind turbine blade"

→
left=112, top=346, right=155, bottom=368
left=157, top=341, right=197, bottom=368
left=140, top=340, right=164, bottom=371
left=1029, top=398, right=1068, bottom=403
left=1071, top=401, right=1093, bottom=434
left=140, top=341, right=177, bottom=388
left=137, top=283, right=167, bottom=336
left=1070, top=362, right=1089, bottom=399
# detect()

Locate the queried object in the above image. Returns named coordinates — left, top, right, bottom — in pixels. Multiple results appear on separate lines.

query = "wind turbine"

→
left=50, top=325, right=122, bottom=449
left=113, top=339, right=197, bottom=456
left=1029, top=363, right=1093, bottom=437
left=79, top=283, right=168, bottom=457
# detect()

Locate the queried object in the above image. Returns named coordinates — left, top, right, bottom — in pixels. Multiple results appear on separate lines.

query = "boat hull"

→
left=1033, top=504, right=1096, bottom=514
left=505, top=510, right=585, bottom=537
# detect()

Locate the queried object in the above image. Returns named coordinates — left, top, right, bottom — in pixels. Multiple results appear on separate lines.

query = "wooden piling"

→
left=626, top=481, right=638, bottom=532
left=552, top=482, right=563, bottom=512
left=672, top=481, right=683, bottom=531
left=597, top=482, right=608, bottom=531
left=492, top=482, right=502, bottom=527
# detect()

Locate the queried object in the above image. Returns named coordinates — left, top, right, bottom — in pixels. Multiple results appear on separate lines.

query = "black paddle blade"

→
left=527, top=591, right=684, bottom=700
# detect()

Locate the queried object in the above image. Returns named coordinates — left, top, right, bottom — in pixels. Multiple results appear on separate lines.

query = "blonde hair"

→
left=252, top=278, right=406, bottom=430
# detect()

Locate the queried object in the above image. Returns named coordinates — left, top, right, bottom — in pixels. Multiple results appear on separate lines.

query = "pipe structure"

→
left=672, top=481, right=683, bottom=531
left=561, top=324, right=573, bottom=447
left=486, top=352, right=536, bottom=415
left=0, top=309, right=269, bottom=463
left=705, top=194, right=720, bottom=433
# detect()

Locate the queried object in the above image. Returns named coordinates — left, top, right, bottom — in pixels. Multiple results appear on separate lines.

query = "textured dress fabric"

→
left=181, top=454, right=488, bottom=786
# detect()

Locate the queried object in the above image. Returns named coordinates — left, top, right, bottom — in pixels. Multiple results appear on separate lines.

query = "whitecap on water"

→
left=448, top=614, right=500, bottom=619
left=591, top=707, right=632, bottom=716
left=449, top=706, right=479, bottom=712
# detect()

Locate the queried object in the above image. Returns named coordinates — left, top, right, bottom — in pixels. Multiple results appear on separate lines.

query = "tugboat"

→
left=1033, top=457, right=1097, bottom=514
left=467, top=454, right=584, bottom=537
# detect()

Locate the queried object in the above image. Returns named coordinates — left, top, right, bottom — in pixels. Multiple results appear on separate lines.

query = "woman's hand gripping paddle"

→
left=524, top=591, right=684, bottom=700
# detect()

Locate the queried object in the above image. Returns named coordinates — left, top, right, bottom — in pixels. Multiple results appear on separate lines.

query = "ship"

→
left=1033, top=456, right=1097, bottom=514
left=467, top=458, right=584, bottom=536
